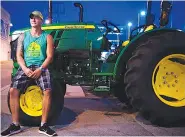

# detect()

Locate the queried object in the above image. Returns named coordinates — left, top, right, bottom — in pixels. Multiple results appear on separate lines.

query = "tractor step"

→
left=92, top=72, right=114, bottom=76
left=93, top=86, right=110, bottom=92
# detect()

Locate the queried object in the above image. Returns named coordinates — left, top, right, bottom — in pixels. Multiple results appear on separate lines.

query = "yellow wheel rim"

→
left=152, top=54, right=185, bottom=107
left=20, top=85, right=43, bottom=116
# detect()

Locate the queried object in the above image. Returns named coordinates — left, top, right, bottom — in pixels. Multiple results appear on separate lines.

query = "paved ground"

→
left=1, top=61, right=185, bottom=136
left=0, top=60, right=13, bottom=88
left=1, top=86, right=185, bottom=136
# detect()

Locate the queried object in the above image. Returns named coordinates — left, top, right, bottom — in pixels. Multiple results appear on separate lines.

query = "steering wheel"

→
left=101, top=20, right=120, bottom=33
left=130, top=25, right=145, bottom=39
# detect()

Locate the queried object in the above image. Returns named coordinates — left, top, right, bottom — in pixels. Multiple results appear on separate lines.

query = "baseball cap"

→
left=29, top=11, right=43, bottom=20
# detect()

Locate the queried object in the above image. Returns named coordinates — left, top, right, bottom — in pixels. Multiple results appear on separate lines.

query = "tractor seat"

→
left=101, top=36, right=111, bottom=51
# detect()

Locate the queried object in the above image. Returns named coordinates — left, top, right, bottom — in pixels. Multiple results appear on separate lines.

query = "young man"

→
left=1, top=11, right=57, bottom=136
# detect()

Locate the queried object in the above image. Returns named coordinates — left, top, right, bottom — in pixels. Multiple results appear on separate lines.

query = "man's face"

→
left=30, top=16, right=42, bottom=27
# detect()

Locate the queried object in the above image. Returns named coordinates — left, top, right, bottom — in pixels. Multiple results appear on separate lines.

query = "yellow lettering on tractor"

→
left=15, top=25, right=96, bottom=34
left=42, top=25, right=95, bottom=30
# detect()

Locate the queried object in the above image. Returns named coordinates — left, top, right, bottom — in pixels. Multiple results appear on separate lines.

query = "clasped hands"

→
left=23, top=67, right=42, bottom=79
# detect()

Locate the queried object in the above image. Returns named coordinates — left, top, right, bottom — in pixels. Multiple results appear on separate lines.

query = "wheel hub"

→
left=20, top=85, right=43, bottom=116
left=152, top=54, right=185, bottom=107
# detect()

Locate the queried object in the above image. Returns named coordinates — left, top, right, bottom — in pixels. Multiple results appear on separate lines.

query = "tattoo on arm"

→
left=16, top=34, right=24, bottom=56
left=16, top=33, right=27, bottom=70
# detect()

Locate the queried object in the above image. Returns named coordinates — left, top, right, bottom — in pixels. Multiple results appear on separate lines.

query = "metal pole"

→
left=171, top=0, right=173, bottom=28
left=48, top=0, right=52, bottom=24
left=128, top=27, right=130, bottom=39
left=170, top=14, right=172, bottom=28
left=138, top=13, right=140, bottom=32
left=116, top=33, right=119, bottom=46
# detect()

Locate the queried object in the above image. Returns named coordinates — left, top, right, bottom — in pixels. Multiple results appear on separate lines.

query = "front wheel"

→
left=7, top=79, right=66, bottom=126
left=124, top=31, right=185, bottom=125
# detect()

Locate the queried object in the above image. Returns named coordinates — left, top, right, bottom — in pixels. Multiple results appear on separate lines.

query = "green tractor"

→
left=9, top=0, right=185, bottom=126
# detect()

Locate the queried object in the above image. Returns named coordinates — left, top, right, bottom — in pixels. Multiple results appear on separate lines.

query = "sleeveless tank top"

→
left=23, top=31, right=48, bottom=67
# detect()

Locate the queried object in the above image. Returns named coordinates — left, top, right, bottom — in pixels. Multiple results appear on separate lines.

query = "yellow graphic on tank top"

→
left=26, top=42, right=41, bottom=57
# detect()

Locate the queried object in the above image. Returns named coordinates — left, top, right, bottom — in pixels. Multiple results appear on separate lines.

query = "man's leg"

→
left=39, top=89, right=57, bottom=136
left=1, top=88, right=23, bottom=136
left=36, top=69, right=57, bottom=136
left=9, top=67, right=28, bottom=124
left=1, top=67, right=29, bottom=136
left=9, top=88, right=20, bottom=124
left=41, top=89, right=51, bottom=123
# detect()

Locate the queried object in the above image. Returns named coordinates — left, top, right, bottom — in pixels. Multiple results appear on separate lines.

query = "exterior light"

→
left=45, top=19, right=50, bottom=24
left=9, top=23, right=13, bottom=27
left=128, top=22, right=132, bottom=27
left=140, top=11, right=146, bottom=16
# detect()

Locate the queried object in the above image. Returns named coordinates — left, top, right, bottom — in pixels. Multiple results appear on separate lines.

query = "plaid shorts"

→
left=10, top=65, right=51, bottom=92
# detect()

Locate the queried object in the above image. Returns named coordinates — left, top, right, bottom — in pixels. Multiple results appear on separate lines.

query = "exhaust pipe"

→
left=159, top=0, right=172, bottom=27
left=145, top=0, right=153, bottom=25
left=74, top=3, right=83, bottom=22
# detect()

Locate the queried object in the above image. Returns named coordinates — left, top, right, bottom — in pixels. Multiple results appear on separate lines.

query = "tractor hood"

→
left=10, top=22, right=104, bottom=54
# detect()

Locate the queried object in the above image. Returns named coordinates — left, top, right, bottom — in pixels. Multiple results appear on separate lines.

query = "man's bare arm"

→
left=16, top=34, right=27, bottom=71
left=16, top=34, right=33, bottom=76
left=41, top=34, right=54, bottom=69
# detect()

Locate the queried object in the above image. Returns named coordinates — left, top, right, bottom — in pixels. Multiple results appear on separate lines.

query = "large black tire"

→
left=8, top=79, right=66, bottom=126
left=124, top=31, right=185, bottom=125
left=111, top=56, right=131, bottom=106
left=111, top=76, right=131, bottom=106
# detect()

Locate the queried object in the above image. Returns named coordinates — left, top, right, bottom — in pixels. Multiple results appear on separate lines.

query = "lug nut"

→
left=163, top=81, right=167, bottom=84
left=176, top=90, right=178, bottom=92
left=167, top=85, right=170, bottom=88
left=166, top=72, right=169, bottom=75
left=175, top=80, right=178, bottom=83
left=171, top=72, right=174, bottom=75
left=163, top=76, right=166, bottom=79
left=172, top=84, right=175, bottom=87
left=174, top=75, right=178, bottom=78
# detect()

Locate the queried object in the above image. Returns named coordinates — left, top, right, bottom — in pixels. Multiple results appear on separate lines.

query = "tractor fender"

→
left=113, top=28, right=184, bottom=79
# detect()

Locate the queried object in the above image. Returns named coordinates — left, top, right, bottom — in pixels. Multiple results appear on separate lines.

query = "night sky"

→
left=2, top=1, right=185, bottom=32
